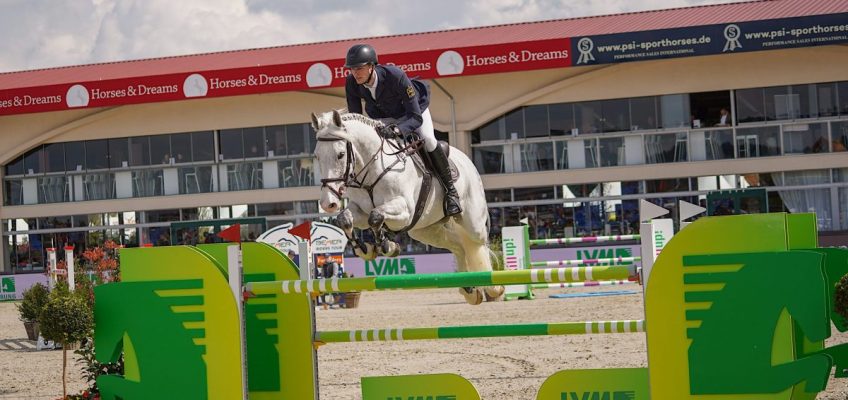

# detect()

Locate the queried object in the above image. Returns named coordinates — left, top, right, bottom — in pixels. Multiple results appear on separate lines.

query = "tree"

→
left=39, top=290, right=93, bottom=399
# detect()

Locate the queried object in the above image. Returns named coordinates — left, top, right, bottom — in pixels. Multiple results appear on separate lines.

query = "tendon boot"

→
left=428, top=146, right=462, bottom=216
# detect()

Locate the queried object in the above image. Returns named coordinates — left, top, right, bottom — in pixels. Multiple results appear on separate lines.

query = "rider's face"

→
left=349, top=65, right=373, bottom=85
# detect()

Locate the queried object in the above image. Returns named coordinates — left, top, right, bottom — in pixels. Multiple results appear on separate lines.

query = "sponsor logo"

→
left=385, top=395, right=457, bottom=400
left=436, top=50, right=464, bottom=76
left=561, top=390, right=636, bottom=400
left=0, top=277, right=15, bottom=300
left=183, top=74, right=209, bottom=97
left=365, top=258, right=416, bottom=276
left=66, top=84, right=90, bottom=107
left=306, top=63, right=332, bottom=87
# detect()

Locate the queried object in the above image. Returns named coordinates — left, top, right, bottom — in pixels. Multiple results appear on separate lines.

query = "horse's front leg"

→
left=335, top=205, right=378, bottom=261
left=368, top=198, right=411, bottom=257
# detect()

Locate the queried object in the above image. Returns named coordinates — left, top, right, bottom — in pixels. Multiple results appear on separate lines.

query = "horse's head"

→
left=312, top=110, right=353, bottom=213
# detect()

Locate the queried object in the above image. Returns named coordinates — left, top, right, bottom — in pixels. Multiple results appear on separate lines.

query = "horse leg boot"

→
left=428, top=146, right=462, bottom=217
left=336, top=208, right=377, bottom=260
left=368, top=210, right=400, bottom=257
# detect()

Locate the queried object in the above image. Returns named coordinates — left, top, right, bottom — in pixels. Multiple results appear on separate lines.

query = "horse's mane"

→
left=315, top=110, right=384, bottom=141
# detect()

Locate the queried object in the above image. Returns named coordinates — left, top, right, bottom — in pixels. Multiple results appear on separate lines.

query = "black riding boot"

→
left=428, top=146, right=462, bottom=216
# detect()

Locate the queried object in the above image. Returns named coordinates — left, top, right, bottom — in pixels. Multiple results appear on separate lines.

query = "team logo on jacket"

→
left=406, top=85, right=415, bottom=98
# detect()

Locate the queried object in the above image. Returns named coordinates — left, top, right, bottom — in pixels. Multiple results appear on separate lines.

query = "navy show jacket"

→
left=345, top=64, right=430, bottom=134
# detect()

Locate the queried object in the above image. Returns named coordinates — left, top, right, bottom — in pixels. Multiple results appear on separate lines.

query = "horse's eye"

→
left=337, top=152, right=345, bottom=160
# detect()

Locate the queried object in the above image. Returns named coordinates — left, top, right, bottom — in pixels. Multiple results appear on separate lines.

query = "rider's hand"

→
left=380, top=124, right=401, bottom=138
left=404, top=132, right=419, bottom=145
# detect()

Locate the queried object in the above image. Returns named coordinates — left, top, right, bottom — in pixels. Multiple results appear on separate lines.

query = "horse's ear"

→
left=310, top=112, right=320, bottom=131
left=332, top=110, right=343, bottom=127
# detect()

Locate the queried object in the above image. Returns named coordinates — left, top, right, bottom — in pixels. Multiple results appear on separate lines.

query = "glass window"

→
left=523, top=105, right=549, bottom=138
left=192, top=131, right=215, bottom=162
left=816, top=83, right=838, bottom=117
left=646, top=178, right=689, bottom=193
left=630, top=97, right=658, bottom=130
left=659, top=94, right=689, bottom=129
left=150, top=135, right=171, bottom=165
left=504, top=108, right=523, bottom=139
left=549, top=103, right=574, bottom=136
left=599, top=137, right=624, bottom=167
left=475, top=118, right=504, bottom=142
left=735, top=88, right=765, bottom=123
left=220, top=128, right=243, bottom=160
left=555, top=141, right=568, bottom=169
left=171, top=133, right=191, bottom=164
left=473, top=146, right=504, bottom=174
left=129, top=136, right=151, bottom=166
left=839, top=82, right=848, bottom=115
left=108, top=138, right=129, bottom=168
left=23, top=145, right=44, bottom=174
left=44, top=143, right=65, bottom=173
left=518, top=142, right=554, bottom=172
left=4, top=180, right=22, bottom=206
left=65, top=142, right=85, bottom=172
left=576, top=101, right=602, bottom=134
left=789, top=84, right=814, bottom=119
left=584, top=138, right=599, bottom=168
left=288, top=124, right=309, bottom=155
left=255, top=202, right=294, bottom=216
left=832, top=121, right=848, bottom=152
left=145, top=209, right=180, bottom=223
left=602, top=98, right=629, bottom=132
left=86, top=140, right=108, bottom=170
left=37, top=176, right=68, bottom=203
left=243, top=127, right=264, bottom=158
left=645, top=132, right=687, bottom=163
left=764, top=85, right=792, bottom=120
left=704, top=129, right=734, bottom=160
left=514, top=186, right=554, bottom=201
left=783, top=122, right=828, bottom=154
left=5, top=155, right=23, bottom=176
left=485, top=189, right=511, bottom=203
left=736, top=126, right=780, bottom=158
left=266, top=125, right=286, bottom=156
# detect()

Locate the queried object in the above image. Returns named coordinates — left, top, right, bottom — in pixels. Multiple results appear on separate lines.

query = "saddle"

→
left=391, top=139, right=459, bottom=233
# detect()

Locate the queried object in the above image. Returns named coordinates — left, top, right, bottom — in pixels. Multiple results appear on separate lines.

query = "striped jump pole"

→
left=535, top=280, right=638, bottom=289
left=528, top=234, right=640, bottom=246
left=246, top=265, right=634, bottom=296
left=316, top=319, right=646, bottom=344
left=530, top=256, right=641, bottom=268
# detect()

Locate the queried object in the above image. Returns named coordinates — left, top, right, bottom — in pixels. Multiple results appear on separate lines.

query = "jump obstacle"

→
left=93, top=213, right=848, bottom=399
left=501, top=226, right=646, bottom=300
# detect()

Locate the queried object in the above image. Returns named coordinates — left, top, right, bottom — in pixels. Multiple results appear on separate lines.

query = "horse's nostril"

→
left=329, top=202, right=337, bottom=210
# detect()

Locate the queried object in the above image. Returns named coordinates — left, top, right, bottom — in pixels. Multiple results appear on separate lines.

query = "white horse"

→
left=311, top=110, right=503, bottom=305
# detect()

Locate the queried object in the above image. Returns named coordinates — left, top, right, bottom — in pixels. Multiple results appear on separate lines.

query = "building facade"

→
left=1, top=0, right=847, bottom=274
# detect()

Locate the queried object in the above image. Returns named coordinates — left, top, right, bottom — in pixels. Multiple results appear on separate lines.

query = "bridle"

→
left=317, top=126, right=420, bottom=207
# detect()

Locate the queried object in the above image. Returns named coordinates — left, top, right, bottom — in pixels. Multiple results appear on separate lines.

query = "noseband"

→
left=317, top=137, right=354, bottom=201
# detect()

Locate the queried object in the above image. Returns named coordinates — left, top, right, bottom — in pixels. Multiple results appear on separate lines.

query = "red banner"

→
left=0, top=38, right=571, bottom=116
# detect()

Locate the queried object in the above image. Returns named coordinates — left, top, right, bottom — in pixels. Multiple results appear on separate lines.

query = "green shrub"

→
left=836, top=274, right=848, bottom=320
left=16, top=282, right=49, bottom=322
left=39, top=290, right=94, bottom=400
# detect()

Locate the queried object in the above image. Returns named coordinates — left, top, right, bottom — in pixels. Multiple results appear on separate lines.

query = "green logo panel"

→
left=361, top=373, right=480, bottom=400
left=1, top=277, right=14, bottom=293
left=536, top=368, right=649, bottom=400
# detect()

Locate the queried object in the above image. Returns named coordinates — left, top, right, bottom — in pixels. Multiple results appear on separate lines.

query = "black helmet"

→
left=344, top=44, right=378, bottom=68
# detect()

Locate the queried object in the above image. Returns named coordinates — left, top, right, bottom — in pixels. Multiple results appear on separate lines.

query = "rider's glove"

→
left=403, top=132, right=419, bottom=145
left=380, top=124, right=401, bottom=138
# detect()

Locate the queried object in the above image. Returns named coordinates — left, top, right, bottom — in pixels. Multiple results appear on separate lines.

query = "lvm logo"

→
left=386, top=396, right=457, bottom=400
left=577, top=248, right=633, bottom=264
left=0, top=277, right=15, bottom=300
left=365, top=257, right=417, bottom=276
left=562, top=390, right=636, bottom=400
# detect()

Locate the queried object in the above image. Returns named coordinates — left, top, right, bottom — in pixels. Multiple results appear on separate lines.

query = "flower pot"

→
left=343, top=292, right=361, bottom=309
left=23, top=321, right=39, bottom=341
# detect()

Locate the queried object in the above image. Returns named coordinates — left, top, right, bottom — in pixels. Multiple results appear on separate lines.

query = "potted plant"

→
left=39, top=286, right=93, bottom=400
left=16, top=282, right=49, bottom=340
left=341, top=272, right=361, bottom=309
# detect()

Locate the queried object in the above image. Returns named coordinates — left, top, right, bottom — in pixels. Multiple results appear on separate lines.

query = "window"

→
left=548, top=103, right=575, bottom=136
left=783, top=122, right=828, bottom=154
left=129, top=137, right=151, bottom=166
left=5, top=156, right=23, bottom=176
left=736, top=126, right=780, bottom=158
left=192, top=131, right=215, bottom=162
left=523, top=105, right=549, bottom=138
left=44, top=143, right=65, bottom=173
left=629, top=97, right=659, bottom=130
left=23, top=146, right=44, bottom=174
left=171, top=133, right=191, bottom=164
left=816, top=82, right=838, bottom=117
left=108, top=138, right=129, bottom=168
left=839, top=81, right=848, bottom=115
left=601, top=98, right=629, bottom=133
left=85, top=140, right=108, bottom=170
left=504, top=108, right=523, bottom=139
left=575, top=101, right=602, bottom=134
left=735, top=88, right=765, bottom=123
left=659, top=94, right=689, bottom=129
left=474, top=118, right=504, bottom=143
left=287, top=124, right=309, bottom=155
left=65, top=142, right=85, bottom=171
left=220, top=129, right=243, bottom=160
left=243, top=127, right=265, bottom=158
left=764, top=86, right=793, bottom=121
left=150, top=135, right=171, bottom=165
left=265, top=125, right=286, bottom=156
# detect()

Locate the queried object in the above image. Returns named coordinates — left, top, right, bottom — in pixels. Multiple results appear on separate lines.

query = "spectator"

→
left=716, top=108, right=731, bottom=127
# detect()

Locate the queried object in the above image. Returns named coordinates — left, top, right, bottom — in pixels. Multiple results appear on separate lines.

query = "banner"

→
left=0, top=273, right=50, bottom=301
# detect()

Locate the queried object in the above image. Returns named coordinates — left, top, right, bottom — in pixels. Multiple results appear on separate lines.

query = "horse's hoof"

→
left=459, top=287, right=484, bottom=305
left=355, top=243, right=377, bottom=261
left=380, top=240, right=400, bottom=257
left=484, top=285, right=505, bottom=301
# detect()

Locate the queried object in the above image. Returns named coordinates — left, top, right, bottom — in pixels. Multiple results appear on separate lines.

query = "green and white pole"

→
left=246, top=265, right=633, bottom=296
left=529, top=235, right=640, bottom=246
left=530, top=256, right=641, bottom=268
left=316, top=320, right=645, bottom=343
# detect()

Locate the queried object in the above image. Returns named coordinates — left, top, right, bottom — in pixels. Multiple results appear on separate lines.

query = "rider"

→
left=343, top=44, right=462, bottom=217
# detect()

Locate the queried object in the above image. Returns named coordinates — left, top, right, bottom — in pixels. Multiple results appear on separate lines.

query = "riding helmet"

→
left=344, top=44, right=378, bottom=68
